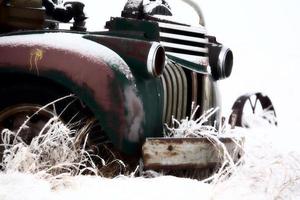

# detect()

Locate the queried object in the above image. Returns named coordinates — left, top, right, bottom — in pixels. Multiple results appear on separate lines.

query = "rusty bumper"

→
left=142, top=137, right=244, bottom=170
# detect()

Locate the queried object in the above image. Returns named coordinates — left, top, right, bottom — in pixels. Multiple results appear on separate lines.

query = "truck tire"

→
left=0, top=78, right=129, bottom=176
left=0, top=80, right=93, bottom=160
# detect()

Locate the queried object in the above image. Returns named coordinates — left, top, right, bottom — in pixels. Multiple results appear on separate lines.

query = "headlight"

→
left=147, top=43, right=166, bottom=77
left=209, top=43, right=233, bottom=80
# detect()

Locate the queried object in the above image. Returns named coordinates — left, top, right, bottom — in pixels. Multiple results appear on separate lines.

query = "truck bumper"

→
left=142, top=137, right=244, bottom=170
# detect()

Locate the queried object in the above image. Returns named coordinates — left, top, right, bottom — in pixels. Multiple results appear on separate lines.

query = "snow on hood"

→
left=0, top=32, right=134, bottom=80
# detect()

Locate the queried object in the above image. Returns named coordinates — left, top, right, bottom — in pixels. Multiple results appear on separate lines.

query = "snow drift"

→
left=0, top=116, right=299, bottom=200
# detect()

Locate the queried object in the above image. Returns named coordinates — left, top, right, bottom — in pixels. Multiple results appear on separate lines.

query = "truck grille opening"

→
left=158, top=22, right=209, bottom=66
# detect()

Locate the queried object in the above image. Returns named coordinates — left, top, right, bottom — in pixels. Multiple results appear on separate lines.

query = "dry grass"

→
left=3, top=98, right=297, bottom=200
left=1, top=99, right=300, bottom=199
left=163, top=104, right=244, bottom=181
left=0, top=117, right=99, bottom=177
left=0, top=96, right=127, bottom=183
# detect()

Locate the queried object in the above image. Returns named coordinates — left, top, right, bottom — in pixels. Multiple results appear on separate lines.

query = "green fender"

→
left=0, top=31, right=161, bottom=154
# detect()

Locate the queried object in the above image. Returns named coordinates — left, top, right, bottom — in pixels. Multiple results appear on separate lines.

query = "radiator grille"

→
left=161, top=61, right=187, bottom=125
left=158, top=22, right=209, bottom=66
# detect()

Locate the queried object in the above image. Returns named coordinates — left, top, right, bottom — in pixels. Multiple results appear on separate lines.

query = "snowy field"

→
left=1, top=0, right=300, bottom=199
left=1, top=126, right=300, bottom=200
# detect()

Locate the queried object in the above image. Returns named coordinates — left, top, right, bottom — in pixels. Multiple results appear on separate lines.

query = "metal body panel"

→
left=0, top=4, right=45, bottom=31
left=84, top=34, right=159, bottom=78
left=83, top=33, right=165, bottom=145
left=0, top=32, right=160, bottom=154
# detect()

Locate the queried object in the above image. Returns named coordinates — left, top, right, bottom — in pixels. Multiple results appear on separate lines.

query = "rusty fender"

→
left=0, top=32, right=144, bottom=154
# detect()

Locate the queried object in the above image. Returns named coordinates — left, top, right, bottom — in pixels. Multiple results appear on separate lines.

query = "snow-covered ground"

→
left=1, top=126, right=300, bottom=200
left=1, top=0, right=300, bottom=199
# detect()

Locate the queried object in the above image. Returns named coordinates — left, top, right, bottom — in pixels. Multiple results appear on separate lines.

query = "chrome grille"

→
left=161, top=61, right=187, bottom=125
left=158, top=22, right=209, bottom=66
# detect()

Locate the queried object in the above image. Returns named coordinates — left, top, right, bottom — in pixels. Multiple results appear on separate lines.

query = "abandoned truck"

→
left=0, top=0, right=276, bottom=172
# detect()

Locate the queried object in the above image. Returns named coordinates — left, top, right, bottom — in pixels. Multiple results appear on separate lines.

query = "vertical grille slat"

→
left=162, top=65, right=173, bottom=125
left=161, top=62, right=188, bottom=125
left=177, top=64, right=188, bottom=118
left=166, top=64, right=178, bottom=123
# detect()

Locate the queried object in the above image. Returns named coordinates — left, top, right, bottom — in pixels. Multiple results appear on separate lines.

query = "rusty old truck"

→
left=0, top=0, right=276, bottom=174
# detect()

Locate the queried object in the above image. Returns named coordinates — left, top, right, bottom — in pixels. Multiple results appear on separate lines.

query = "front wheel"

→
left=0, top=80, right=95, bottom=160
left=0, top=79, right=135, bottom=176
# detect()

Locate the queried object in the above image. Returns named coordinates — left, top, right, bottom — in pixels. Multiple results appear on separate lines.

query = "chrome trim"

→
left=147, top=42, right=165, bottom=77
left=173, top=65, right=183, bottom=120
left=166, top=64, right=178, bottom=122
left=177, top=64, right=188, bottom=118
left=158, top=22, right=206, bottom=34
left=160, top=32, right=209, bottom=44
left=166, top=52, right=209, bottom=67
left=171, top=63, right=187, bottom=120
left=158, top=21, right=209, bottom=66
left=161, top=71, right=168, bottom=123
left=161, top=42, right=208, bottom=54
left=163, top=65, right=173, bottom=125
left=161, top=62, right=188, bottom=125
left=217, top=46, right=233, bottom=79
left=191, top=71, right=198, bottom=114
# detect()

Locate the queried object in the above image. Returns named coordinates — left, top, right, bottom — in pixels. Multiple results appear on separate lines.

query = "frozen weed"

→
left=0, top=96, right=127, bottom=183
left=164, top=103, right=244, bottom=182
left=0, top=117, right=99, bottom=177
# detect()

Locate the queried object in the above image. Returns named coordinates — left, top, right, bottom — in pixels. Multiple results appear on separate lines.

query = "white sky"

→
left=198, top=0, right=300, bottom=127
left=81, top=0, right=300, bottom=127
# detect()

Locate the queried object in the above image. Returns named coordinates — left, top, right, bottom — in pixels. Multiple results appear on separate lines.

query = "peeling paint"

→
left=124, top=85, right=145, bottom=142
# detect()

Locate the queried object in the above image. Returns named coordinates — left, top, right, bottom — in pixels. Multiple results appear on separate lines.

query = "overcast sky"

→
left=198, top=0, right=300, bottom=127
left=82, top=0, right=300, bottom=127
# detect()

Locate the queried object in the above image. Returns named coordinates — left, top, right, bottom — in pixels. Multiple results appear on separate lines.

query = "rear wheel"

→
left=229, top=93, right=277, bottom=128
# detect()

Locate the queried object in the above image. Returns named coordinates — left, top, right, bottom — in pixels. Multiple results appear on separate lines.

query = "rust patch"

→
left=142, top=137, right=244, bottom=170
left=144, top=163, right=218, bottom=170
left=145, top=137, right=239, bottom=144
left=167, top=145, right=173, bottom=151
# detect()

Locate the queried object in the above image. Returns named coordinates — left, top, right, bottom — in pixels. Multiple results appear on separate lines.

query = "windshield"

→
left=75, top=0, right=200, bottom=31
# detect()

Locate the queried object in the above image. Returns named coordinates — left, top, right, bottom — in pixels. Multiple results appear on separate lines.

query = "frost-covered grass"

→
left=0, top=115, right=130, bottom=180
left=0, top=104, right=299, bottom=199
left=1, top=126, right=299, bottom=199
left=163, top=104, right=244, bottom=182
left=0, top=95, right=127, bottom=184
left=0, top=117, right=100, bottom=179
left=164, top=104, right=221, bottom=138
